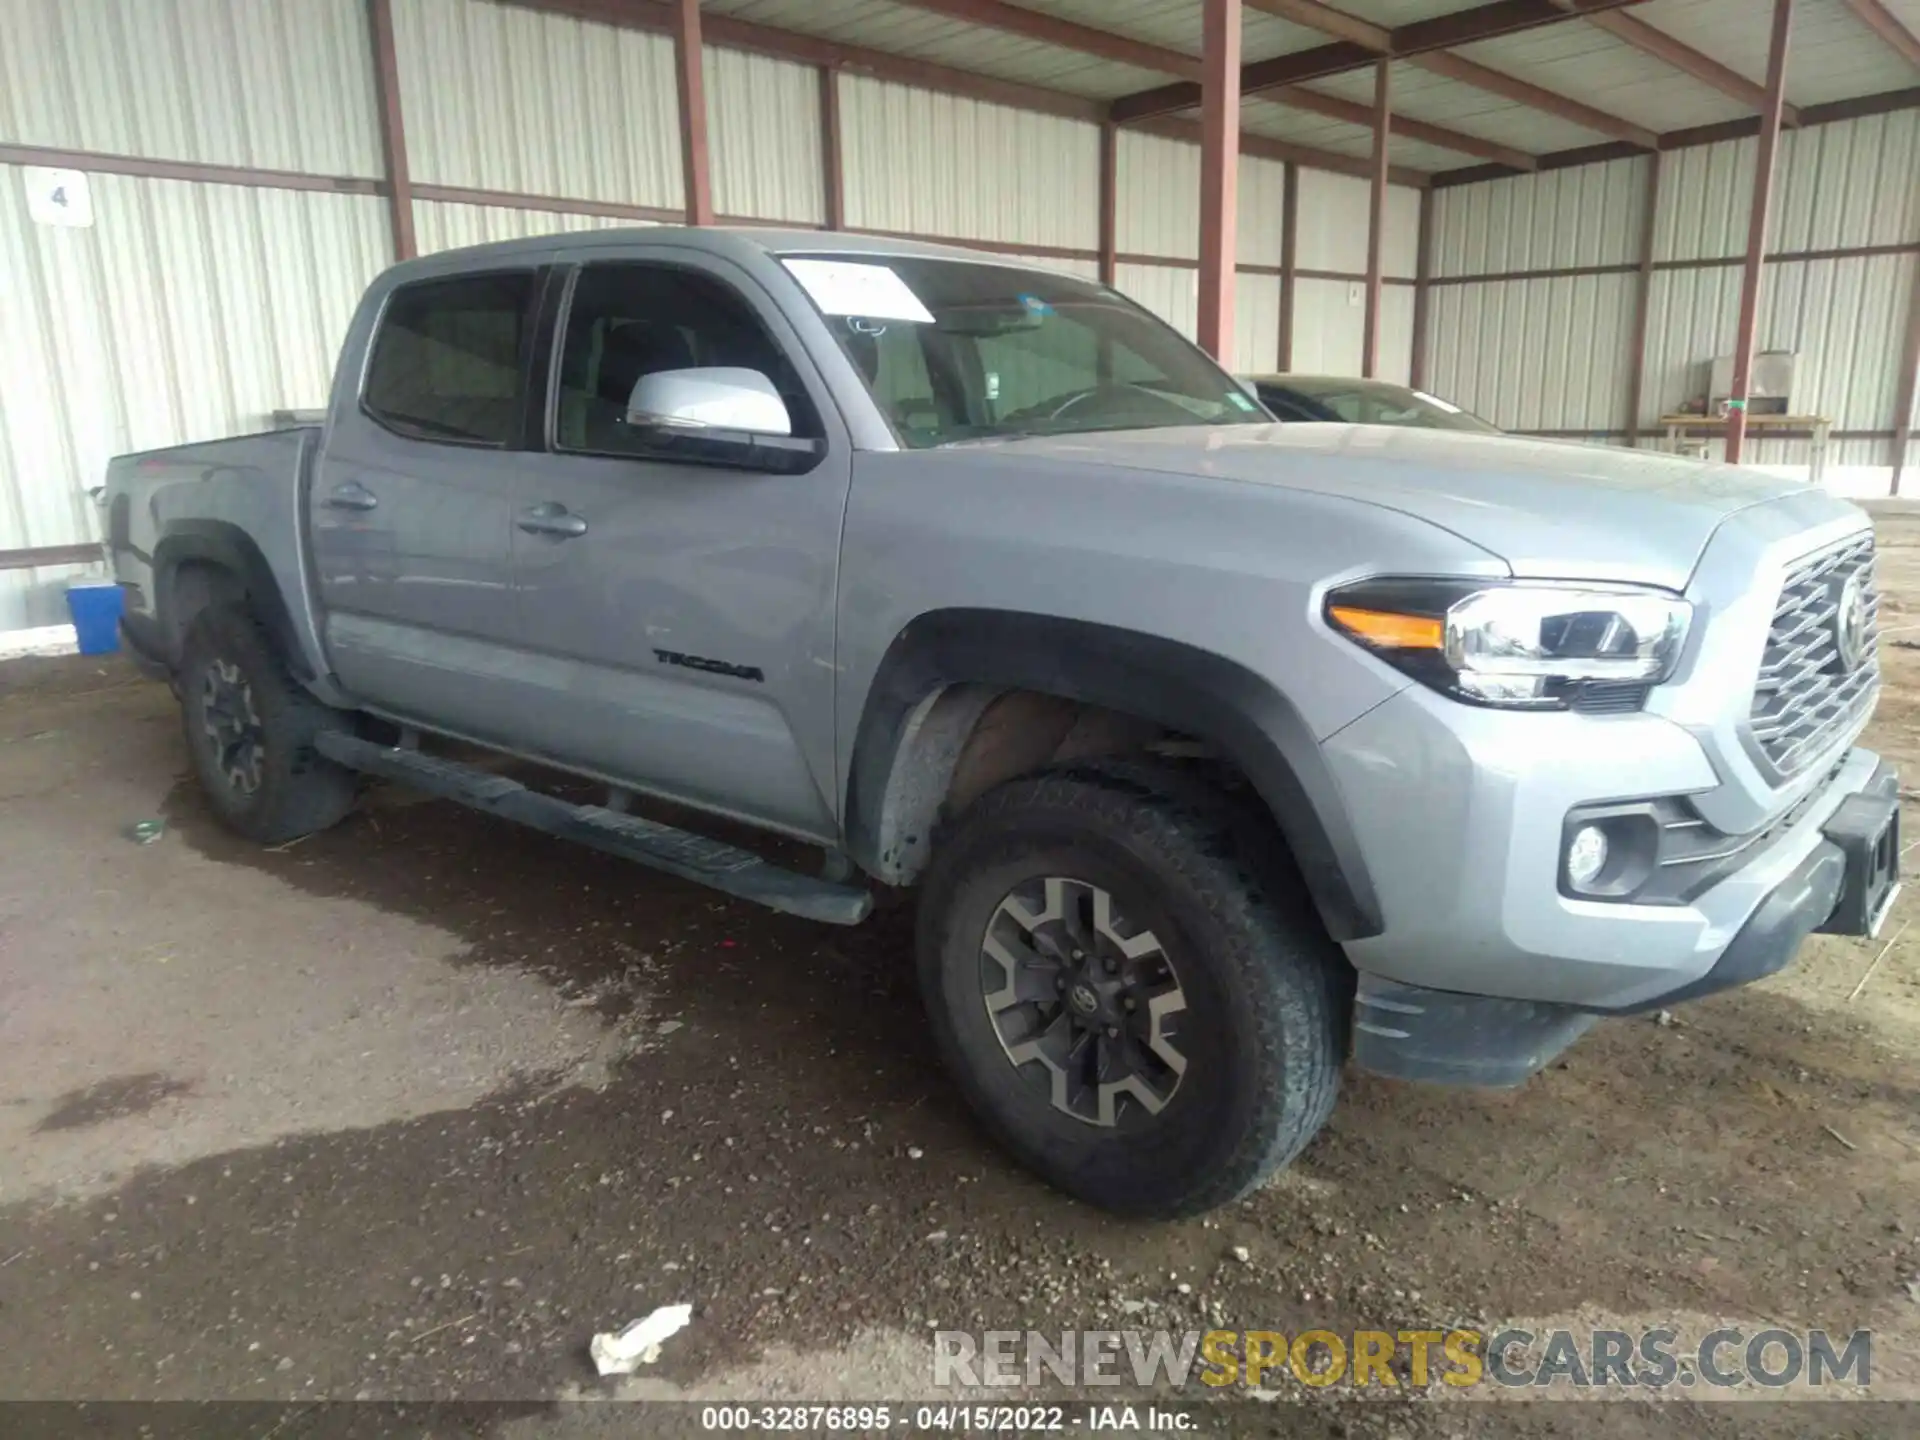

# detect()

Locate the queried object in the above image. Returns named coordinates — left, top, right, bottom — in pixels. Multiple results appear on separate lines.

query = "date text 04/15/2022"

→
left=697, top=1403, right=1193, bottom=1430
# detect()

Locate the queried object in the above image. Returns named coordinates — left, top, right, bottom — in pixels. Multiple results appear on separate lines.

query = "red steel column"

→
left=1362, top=58, right=1391, bottom=379
left=675, top=0, right=714, bottom=226
left=1277, top=160, right=1298, bottom=371
left=1893, top=266, right=1920, bottom=494
left=1410, top=184, right=1434, bottom=390
left=367, top=0, right=416, bottom=259
left=1196, top=0, right=1242, bottom=363
left=819, top=64, right=845, bottom=231
left=1623, top=150, right=1663, bottom=447
left=1725, top=0, right=1794, bottom=465
left=1098, top=120, right=1118, bottom=287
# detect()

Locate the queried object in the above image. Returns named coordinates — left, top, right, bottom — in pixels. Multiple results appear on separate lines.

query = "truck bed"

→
left=105, top=427, right=328, bottom=679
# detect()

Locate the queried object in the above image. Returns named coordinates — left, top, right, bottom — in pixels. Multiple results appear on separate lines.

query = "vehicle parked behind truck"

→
left=107, top=228, right=1897, bottom=1218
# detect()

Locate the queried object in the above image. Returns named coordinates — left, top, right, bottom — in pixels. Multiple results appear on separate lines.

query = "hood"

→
left=981, top=424, right=1825, bottom=590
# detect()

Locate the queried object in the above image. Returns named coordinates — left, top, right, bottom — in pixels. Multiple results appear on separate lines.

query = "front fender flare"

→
left=845, top=610, right=1383, bottom=942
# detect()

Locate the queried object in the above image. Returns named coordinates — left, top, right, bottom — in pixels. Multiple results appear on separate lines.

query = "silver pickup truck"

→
left=106, top=227, right=1897, bottom=1218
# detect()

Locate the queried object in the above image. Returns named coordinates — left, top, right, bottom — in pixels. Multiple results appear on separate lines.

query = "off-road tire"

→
left=177, top=603, right=358, bottom=844
left=916, top=761, right=1348, bottom=1218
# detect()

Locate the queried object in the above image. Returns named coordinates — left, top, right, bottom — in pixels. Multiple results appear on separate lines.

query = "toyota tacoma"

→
left=104, top=228, right=1898, bottom=1217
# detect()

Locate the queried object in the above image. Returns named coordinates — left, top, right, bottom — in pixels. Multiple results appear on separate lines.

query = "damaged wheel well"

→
left=841, top=610, right=1383, bottom=941
left=859, top=684, right=1187, bottom=884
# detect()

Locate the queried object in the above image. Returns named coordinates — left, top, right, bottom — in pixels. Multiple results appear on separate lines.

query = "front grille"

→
left=1747, top=530, right=1880, bottom=779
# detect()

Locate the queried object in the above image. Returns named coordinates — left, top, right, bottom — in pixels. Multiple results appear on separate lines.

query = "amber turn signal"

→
left=1327, top=605, right=1444, bottom=651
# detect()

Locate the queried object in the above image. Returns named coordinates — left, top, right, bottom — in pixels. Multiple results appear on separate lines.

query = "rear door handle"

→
left=321, top=482, right=379, bottom=512
left=517, top=503, right=588, bottom=539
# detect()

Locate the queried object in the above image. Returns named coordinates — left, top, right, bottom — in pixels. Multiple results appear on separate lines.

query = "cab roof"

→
left=388, top=225, right=1049, bottom=278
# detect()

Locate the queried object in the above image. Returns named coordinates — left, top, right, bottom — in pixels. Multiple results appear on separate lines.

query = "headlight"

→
left=1326, top=578, right=1692, bottom=711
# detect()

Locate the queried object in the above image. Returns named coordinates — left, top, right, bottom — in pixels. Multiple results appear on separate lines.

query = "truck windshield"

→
left=782, top=254, right=1263, bottom=447
left=1254, top=376, right=1499, bottom=434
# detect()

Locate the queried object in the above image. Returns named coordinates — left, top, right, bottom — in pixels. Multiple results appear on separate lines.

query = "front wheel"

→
left=916, top=763, right=1348, bottom=1218
left=177, top=604, right=358, bottom=844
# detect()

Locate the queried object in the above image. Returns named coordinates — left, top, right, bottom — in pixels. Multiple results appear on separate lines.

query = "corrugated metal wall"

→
left=2, top=0, right=1461, bottom=635
left=1295, top=169, right=1420, bottom=278
left=709, top=49, right=824, bottom=225
left=2, top=0, right=383, bottom=177
left=412, top=200, right=641, bottom=256
left=393, top=0, right=683, bottom=208
left=1116, top=131, right=1200, bottom=260
left=1114, top=133, right=1290, bottom=265
left=1432, top=157, right=1647, bottom=276
left=0, top=0, right=392, bottom=629
left=1430, top=273, right=1637, bottom=432
left=1118, top=263, right=1280, bottom=376
left=1114, top=130, right=1419, bottom=378
left=1426, top=113, right=1920, bottom=489
left=1426, top=157, right=1649, bottom=435
left=840, top=74, right=1100, bottom=249
left=1290, top=171, right=1418, bottom=383
left=0, top=169, right=390, bottom=625
left=31, top=0, right=1911, bottom=624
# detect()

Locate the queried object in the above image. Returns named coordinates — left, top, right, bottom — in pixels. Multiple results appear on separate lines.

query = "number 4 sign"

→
left=25, top=167, right=94, bottom=228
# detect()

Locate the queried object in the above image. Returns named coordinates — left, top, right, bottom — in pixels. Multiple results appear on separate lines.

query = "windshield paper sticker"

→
left=783, top=260, right=935, bottom=323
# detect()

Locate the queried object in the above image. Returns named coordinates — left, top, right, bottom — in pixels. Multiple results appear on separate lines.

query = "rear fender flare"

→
left=152, top=521, right=322, bottom=690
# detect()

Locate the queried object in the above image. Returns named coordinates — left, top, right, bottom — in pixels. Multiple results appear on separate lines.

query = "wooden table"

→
left=1658, top=414, right=1834, bottom=484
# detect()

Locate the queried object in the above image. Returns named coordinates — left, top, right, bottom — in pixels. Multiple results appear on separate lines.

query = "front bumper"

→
left=1325, top=680, right=1889, bottom=1009
left=1341, top=746, right=1898, bottom=1087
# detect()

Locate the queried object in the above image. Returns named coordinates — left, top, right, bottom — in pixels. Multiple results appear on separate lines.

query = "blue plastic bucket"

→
left=66, top=581, right=125, bottom=656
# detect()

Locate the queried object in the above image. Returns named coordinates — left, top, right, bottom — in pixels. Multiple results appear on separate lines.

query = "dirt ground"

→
left=5, top=519, right=1920, bottom=1438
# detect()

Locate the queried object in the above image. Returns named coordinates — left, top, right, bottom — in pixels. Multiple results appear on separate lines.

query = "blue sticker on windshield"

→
left=1227, top=391, right=1257, bottom=411
left=1017, top=293, right=1055, bottom=317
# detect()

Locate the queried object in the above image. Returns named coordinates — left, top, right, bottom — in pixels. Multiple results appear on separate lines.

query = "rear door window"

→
left=363, top=272, right=537, bottom=447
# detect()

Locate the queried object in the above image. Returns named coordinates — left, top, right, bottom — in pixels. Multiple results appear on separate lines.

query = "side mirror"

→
left=628, top=367, right=793, bottom=437
left=622, top=366, right=820, bottom=474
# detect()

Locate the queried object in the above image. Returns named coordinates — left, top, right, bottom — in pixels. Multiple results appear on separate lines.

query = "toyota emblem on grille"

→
left=1832, top=572, right=1869, bottom=673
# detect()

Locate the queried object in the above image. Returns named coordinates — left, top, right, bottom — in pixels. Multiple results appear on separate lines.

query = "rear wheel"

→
left=177, top=604, right=357, bottom=844
left=916, top=763, right=1348, bottom=1218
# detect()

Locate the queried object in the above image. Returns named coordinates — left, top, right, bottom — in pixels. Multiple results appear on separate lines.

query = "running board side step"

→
left=314, top=733, right=872, bottom=926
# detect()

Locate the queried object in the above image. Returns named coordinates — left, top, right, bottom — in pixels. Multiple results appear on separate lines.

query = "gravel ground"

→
left=4, top=521, right=1920, bottom=1438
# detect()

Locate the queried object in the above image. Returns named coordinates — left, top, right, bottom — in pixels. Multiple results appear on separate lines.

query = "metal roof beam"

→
left=1428, top=84, right=1920, bottom=186
left=1246, top=0, right=1389, bottom=51
left=504, top=0, right=1431, bottom=183
left=1246, top=1, right=1658, bottom=154
left=1271, top=83, right=1539, bottom=169
left=1138, top=116, right=1431, bottom=187
left=881, top=0, right=1203, bottom=82
left=1581, top=9, right=1802, bottom=124
left=502, top=0, right=1106, bottom=122
left=1409, top=51, right=1658, bottom=149
left=1111, top=0, right=1646, bottom=122
left=1839, top=0, right=1920, bottom=72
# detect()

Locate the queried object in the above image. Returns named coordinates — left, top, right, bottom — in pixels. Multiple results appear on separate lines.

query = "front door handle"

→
left=517, top=503, right=588, bottom=539
left=321, top=482, right=379, bottom=512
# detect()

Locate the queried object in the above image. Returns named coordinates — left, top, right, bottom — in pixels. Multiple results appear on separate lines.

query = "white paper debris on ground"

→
left=589, top=1304, right=693, bottom=1377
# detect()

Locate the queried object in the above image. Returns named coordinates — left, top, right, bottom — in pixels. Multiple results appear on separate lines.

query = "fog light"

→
left=1567, top=824, right=1610, bottom=891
